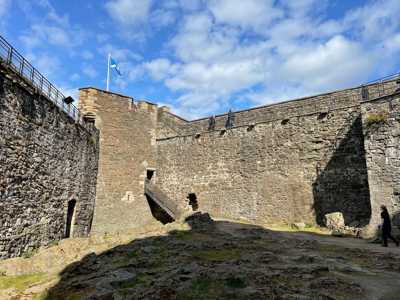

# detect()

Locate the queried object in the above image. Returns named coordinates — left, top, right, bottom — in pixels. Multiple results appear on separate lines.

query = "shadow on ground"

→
left=44, top=214, right=400, bottom=300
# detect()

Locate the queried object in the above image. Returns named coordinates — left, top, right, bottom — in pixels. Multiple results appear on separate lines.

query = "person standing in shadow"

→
left=381, top=205, right=399, bottom=247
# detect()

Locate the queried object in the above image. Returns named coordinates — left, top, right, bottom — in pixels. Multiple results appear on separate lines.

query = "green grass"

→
left=366, top=112, right=389, bottom=126
left=22, top=248, right=39, bottom=259
left=192, top=249, right=241, bottom=262
left=0, top=273, right=47, bottom=292
left=225, top=276, right=246, bottom=289
left=171, top=230, right=211, bottom=242
left=116, top=274, right=152, bottom=289
left=170, top=230, right=193, bottom=240
left=177, top=276, right=225, bottom=300
left=266, top=223, right=329, bottom=235
left=46, top=240, right=60, bottom=248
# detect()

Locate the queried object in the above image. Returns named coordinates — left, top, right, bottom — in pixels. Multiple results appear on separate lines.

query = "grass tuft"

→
left=225, top=276, right=246, bottom=289
left=366, top=112, right=389, bottom=126
left=192, top=249, right=241, bottom=262
left=0, top=273, right=47, bottom=292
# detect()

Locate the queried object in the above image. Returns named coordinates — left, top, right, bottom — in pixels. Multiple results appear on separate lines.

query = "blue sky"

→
left=1, top=0, right=399, bottom=119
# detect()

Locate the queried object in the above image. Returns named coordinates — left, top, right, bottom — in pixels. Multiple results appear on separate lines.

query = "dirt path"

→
left=216, top=221, right=400, bottom=300
left=215, top=220, right=400, bottom=254
left=280, top=231, right=400, bottom=253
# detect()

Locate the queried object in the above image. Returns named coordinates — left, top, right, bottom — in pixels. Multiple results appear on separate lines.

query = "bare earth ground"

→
left=0, top=216, right=399, bottom=300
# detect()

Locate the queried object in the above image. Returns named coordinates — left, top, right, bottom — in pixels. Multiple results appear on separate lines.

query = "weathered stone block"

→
left=325, top=212, right=345, bottom=230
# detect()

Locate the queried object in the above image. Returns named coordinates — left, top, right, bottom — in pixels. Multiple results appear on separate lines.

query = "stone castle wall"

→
left=156, top=108, right=188, bottom=139
left=156, top=92, right=371, bottom=226
left=169, top=81, right=397, bottom=137
left=78, top=88, right=161, bottom=234
left=0, top=63, right=99, bottom=259
left=361, top=92, right=400, bottom=235
left=78, top=79, right=400, bottom=236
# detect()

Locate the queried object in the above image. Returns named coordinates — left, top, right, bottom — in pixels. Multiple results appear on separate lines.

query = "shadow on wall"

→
left=312, top=116, right=371, bottom=227
left=44, top=214, right=371, bottom=300
left=393, top=211, right=400, bottom=229
left=145, top=194, right=175, bottom=225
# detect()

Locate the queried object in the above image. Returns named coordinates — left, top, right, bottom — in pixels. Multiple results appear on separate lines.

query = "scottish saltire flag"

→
left=110, top=57, right=122, bottom=76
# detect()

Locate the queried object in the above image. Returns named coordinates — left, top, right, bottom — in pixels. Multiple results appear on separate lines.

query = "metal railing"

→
left=361, top=73, right=400, bottom=101
left=0, top=35, right=87, bottom=127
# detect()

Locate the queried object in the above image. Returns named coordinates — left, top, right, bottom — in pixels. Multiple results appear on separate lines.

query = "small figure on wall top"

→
left=226, top=109, right=235, bottom=129
left=208, top=115, right=216, bottom=131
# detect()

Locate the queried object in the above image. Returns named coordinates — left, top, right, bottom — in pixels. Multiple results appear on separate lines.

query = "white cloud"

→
left=207, top=0, right=282, bottom=32
left=99, top=43, right=142, bottom=62
left=133, top=0, right=400, bottom=119
left=20, top=23, right=86, bottom=51
left=105, top=0, right=153, bottom=26
left=19, top=3, right=87, bottom=51
left=82, top=64, right=98, bottom=79
left=344, top=0, right=400, bottom=43
left=0, top=0, right=11, bottom=17
left=96, top=33, right=110, bottom=43
left=13, top=0, right=394, bottom=120
left=281, top=0, right=327, bottom=17
left=383, top=33, right=400, bottom=55
left=170, top=13, right=239, bottom=62
left=150, top=8, right=177, bottom=28
left=280, top=35, right=374, bottom=90
left=179, top=0, right=202, bottom=11
left=144, top=58, right=180, bottom=81
left=59, top=86, right=79, bottom=100
left=166, top=60, right=263, bottom=93
left=69, top=73, right=80, bottom=81
left=81, top=50, right=94, bottom=60
left=26, top=53, right=61, bottom=78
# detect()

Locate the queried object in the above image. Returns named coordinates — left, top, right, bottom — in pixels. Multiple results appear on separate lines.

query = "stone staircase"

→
left=144, top=179, right=188, bottom=221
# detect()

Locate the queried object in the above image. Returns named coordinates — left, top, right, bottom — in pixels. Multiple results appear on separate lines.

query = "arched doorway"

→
left=65, top=199, right=77, bottom=238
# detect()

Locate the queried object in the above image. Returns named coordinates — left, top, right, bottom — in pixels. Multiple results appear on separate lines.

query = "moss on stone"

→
left=366, top=111, right=389, bottom=126
left=225, top=276, right=247, bottom=289
left=177, top=276, right=225, bottom=300
left=0, top=273, right=47, bottom=292
left=192, top=249, right=241, bottom=262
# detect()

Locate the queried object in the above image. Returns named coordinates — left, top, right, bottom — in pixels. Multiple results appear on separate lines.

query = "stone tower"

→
left=78, top=87, right=160, bottom=234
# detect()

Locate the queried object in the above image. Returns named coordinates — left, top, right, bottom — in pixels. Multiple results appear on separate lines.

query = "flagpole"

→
left=106, top=53, right=111, bottom=91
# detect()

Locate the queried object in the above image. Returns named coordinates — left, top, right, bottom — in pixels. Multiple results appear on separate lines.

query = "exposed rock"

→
left=325, top=212, right=345, bottom=231
left=1, top=221, right=400, bottom=300
left=292, top=223, right=306, bottom=230
left=184, top=212, right=214, bottom=230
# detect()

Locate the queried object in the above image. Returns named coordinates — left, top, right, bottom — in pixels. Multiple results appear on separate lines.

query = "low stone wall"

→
left=0, top=63, right=99, bottom=259
left=157, top=109, right=188, bottom=139
left=170, top=80, right=398, bottom=137
left=361, top=92, right=400, bottom=236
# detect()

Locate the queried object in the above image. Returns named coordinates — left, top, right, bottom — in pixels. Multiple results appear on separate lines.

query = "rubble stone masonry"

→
left=361, top=92, right=400, bottom=235
left=156, top=82, right=399, bottom=235
left=0, top=63, right=99, bottom=259
left=80, top=81, right=400, bottom=238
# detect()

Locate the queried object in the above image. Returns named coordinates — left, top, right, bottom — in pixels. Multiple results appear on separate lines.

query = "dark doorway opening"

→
left=65, top=199, right=77, bottom=238
left=146, top=195, right=174, bottom=224
left=147, top=169, right=155, bottom=181
left=188, top=193, right=198, bottom=211
left=88, top=214, right=94, bottom=234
